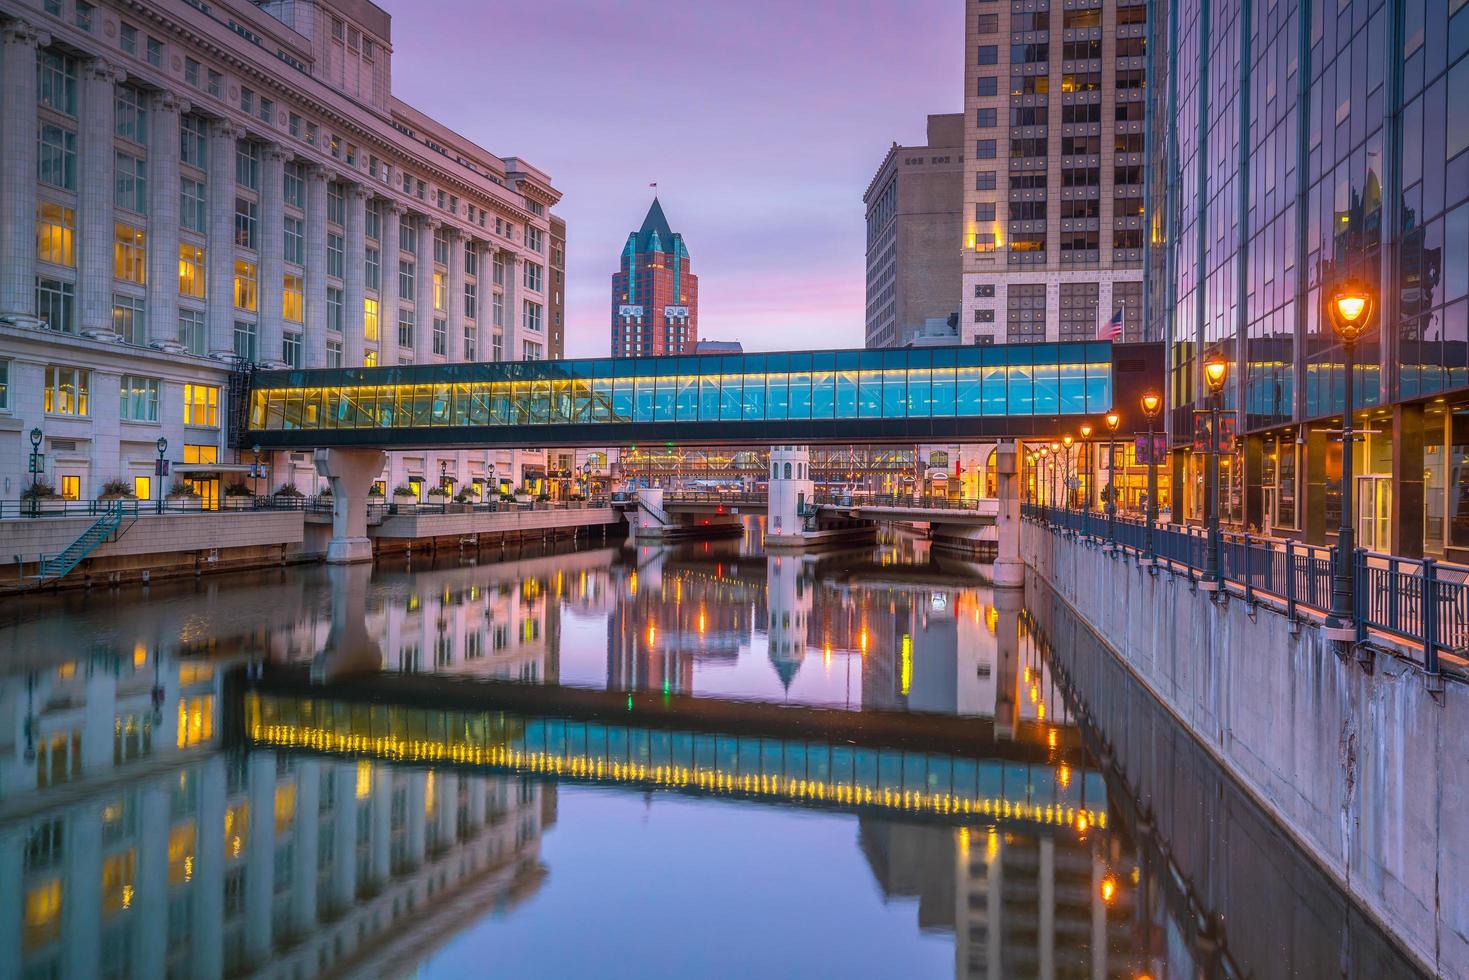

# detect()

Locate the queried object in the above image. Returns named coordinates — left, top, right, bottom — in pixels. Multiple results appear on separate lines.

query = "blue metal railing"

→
left=1024, top=503, right=1456, bottom=675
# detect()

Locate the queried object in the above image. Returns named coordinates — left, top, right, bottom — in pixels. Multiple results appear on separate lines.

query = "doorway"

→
left=1356, top=474, right=1392, bottom=554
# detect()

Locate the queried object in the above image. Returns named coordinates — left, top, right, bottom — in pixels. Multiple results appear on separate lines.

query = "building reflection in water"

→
left=0, top=531, right=1402, bottom=979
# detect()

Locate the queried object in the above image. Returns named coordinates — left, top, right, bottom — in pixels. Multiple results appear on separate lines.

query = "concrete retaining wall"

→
left=373, top=507, right=620, bottom=540
left=1022, top=524, right=1467, bottom=977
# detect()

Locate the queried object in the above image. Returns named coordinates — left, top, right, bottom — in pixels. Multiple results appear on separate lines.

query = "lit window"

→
left=36, top=201, right=75, bottom=267
left=283, top=273, right=303, bottom=323
left=233, top=260, right=257, bottom=311
left=183, top=384, right=219, bottom=427
left=178, top=242, right=206, bottom=298
left=44, top=365, right=89, bottom=416
left=433, top=269, right=447, bottom=311
left=113, top=223, right=146, bottom=284
left=363, top=297, right=379, bottom=341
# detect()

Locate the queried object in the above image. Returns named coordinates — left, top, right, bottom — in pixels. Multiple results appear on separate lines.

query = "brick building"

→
left=610, top=198, right=697, bottom=357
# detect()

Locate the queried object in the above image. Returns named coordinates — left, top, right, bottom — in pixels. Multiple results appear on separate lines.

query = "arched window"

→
left=784, top=462, right=792, bottom=479
left=772, top=462, right=779, bottom=480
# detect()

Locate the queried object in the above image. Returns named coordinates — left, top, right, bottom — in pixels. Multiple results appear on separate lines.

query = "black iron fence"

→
left=1023, top=504, right=1458, bottom=675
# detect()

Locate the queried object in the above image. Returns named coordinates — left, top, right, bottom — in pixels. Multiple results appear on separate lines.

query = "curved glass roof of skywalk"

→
left=248, top=342, right=1118, bottom=449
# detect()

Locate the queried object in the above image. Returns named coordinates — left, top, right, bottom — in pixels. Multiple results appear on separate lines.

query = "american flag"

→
left=1097, top=307, right=1123, bottom=341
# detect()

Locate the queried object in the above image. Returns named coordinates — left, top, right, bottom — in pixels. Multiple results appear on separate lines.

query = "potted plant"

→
left=390, top=484, right=418, bottom=515
left=99, top=478, right=136, bottom=501
left=22, top=480, right=62, bottom=513
left=166, top=481, right=201, bottom=511
left=514, top=485, right=533, bottom=505
left=223, top=481, right=254, bottom=510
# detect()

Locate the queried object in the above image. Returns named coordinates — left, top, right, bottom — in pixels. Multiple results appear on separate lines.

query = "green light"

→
left=662, top=679, right=670, bottom=696
left=626, top=694, right=633, bottom=711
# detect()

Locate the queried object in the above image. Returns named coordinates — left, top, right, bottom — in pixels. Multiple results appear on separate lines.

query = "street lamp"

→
left=1040, top=445, right=1052, bottom=510
left=1104, top=411, right=1121, bottom=546
left=1140, top=392, right=1163, bottom=561
left=1062, top=435, right=1074, bottom=515
left=1324, top=277, right=1377, bottom=640
left=1079, top=422, right=1094, bottom=533
left=28, top=427, right=42, bottom=517
left=155, top=436, right=169, bottom=515
left=1202, top=354, right=1229, bottom=589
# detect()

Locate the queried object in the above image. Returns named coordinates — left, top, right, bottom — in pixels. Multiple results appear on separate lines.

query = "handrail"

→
left=1023, top=503, right=1455, bottom=675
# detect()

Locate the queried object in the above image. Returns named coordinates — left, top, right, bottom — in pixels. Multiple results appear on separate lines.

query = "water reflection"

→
left=0, top=531, right=1427, bottom=978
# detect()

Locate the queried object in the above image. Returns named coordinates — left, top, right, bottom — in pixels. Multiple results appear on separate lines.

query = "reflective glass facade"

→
left=246, top=343, right=1118, bottom=447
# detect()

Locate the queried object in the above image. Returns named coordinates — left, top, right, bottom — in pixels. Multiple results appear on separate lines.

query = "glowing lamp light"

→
left=1203, top=355, right=1229, bottom=394
left=1062, top=435, right=1073, bottom=448
left=1140, top=391, right=1162, bottom=418
left=1080, top=423, right=1094, bottom=439
left=1104, top=411, right=1120, bottom=431
left=1327, top=278, right=1376, bottom=344
left=1100, top=874, right=1118, bottom=904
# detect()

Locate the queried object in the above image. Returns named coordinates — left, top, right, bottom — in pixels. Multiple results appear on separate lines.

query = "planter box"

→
left=222, top=496, right=255, bottom=510
left=168, top=497, right=203, bottom=511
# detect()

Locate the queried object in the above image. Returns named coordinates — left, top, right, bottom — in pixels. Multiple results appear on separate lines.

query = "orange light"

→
left=1080, top=423, right=1094, bottom=439
left=1203, top=355, right=1229, bottom=394
left=1075, top=812, right=1090, bottom=833
left=1105, top=412, right=1120, bottom=431
left=1327, top=278, right=1376, bottom=343
left=1140, top=391, right=1162, bottom=418
left=1101, top=874, right=1117, bottom=903
left=1062, top=435, right=1073, bottom=448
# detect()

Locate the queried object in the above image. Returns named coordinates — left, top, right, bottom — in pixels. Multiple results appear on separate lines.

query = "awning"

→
left=172, top=463, right=256, bottom=474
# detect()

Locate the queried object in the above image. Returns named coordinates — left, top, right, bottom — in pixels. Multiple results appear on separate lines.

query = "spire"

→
left=636, top=197, right=675, bottom=253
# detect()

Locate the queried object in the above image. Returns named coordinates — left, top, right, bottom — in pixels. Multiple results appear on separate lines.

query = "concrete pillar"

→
left=0, top=20, right=48, bottom=315
left=61, top=809, right=101, bottom=978
left=379, top=201, right=403, bottom=367
left=244, top=754, right=275, bottom=963
left=135, top=782, right=170, bottom=978
left=992, top=586, right=1022, bottom=738
left=344, top=185, right=368, bottom=367
left=993, top=441, right=1024, bottom=587
left=292, top=761, right=320, bottom=934
left=256, top=144, right=288, bottom=367
left=766, top=554, right=810, bottom=690
left=206, top=121, right=243, bottom=358
left=502, top=251, right=521, bottom=358
left=1305, top=427, right=1328, bottom=545
left=314, top=448, right=387, bottom=563
left=1392, top=403, right=1425, bottom=558
left=313, top=562, right=382, bottom=679
left=303, top=167, right=330, bottom=368
left=192, top=757, right=226, bottom=980
left=79, top=58, right=124, bottom=338
left=146, top=93, right=187, bottom=351
left=765, top=445, right=815, bottom=548
left=1243, top=433, right=1265, bottom=532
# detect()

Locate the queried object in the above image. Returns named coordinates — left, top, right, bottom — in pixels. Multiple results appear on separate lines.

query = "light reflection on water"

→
left=0, top=524, right=1427, bottom=979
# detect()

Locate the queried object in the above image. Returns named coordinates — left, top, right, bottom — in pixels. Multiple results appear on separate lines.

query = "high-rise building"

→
left=960, top=0, right=1148, bottom=344
left=611, top=198, right=697, bottom=357
left=863, top=113, right=964, bottom=348
left=0, top=0, right=561, bottom=503
left=1147, top=0, right=1468, bottom=560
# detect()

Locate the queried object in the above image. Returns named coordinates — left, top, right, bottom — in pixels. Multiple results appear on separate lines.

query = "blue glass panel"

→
left=788, top=372, right=812, bottom=418
left=859, top=369, right=883, bottom=418
left=1032, top=358, right=1059, bottom=415
left=1085, top=362, right=1110, bottom=413
left=958, top=364, right=982, bottom=416
left=1008, top=352, right=1034, bottom=415
left=653, top=375, right=675, bottom=421
left=980, top=361, right=1007, bottom=415
left=743, top=374, right=766, bottom=419
left=699, top=373, right=720, bottom=420
left=612, top=380, right=632, bottom=421
left=906, top=367, right=931, bottom=417
left=721, top=376, right=743, bottom=420
left=767, top=374, right=789, bottom=419
left=812, top=368, right=835, bottom=418
left=836, top=367, right=858, bottom=418
left=1059, top=359, right=1087, bottom=414
left=932, top=370, right=956, bottom=416
left=676, top=374, right=698, bottom=420
left=882, top=369, right=907, bottom=417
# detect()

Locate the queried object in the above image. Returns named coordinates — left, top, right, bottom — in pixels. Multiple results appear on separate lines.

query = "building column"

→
left=330, top=766, right=358, bottom=910
left=256, top=144, right=288, bottom=366
left=192, top=757, right=226, bottom=980
left=446, top=228, right=466, bottom=361
left=292, top=761, right=321, bottom=934
left=993, top=441, right=1024, bottom=587
left=244, top=754, right=275, bottom=964
left=314, top=448, right=387, bottom=563
left=1243, top=433, right=1265, bottom=532
left=79, top=58, right=124, bottom=338
left=0, top=20, right=49, bottom=315
left=378, top=201, right=403, bottom=366
left=406, top=772, right=428, bottom=868
left=206, top=121, right=242, bottom=358
left=344, top=185, right=368, bottom=366
left=135, top=782, right=170, bottom=978
left=1392, top=403, right=1425, bottom=559
left=502, top=249, right=521, bottom=359
left=146, top=92, right=187, bottom=350
left=303, top=167, right=330, bottom=368
left=415, top=216, right=440, bottom=362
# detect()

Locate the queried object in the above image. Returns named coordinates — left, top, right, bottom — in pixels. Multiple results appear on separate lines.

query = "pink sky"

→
left=381, top=0, right=961, bottom=357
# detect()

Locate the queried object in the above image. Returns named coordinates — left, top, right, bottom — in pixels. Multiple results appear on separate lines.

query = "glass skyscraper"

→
left=1149, top=0, right=1469, bottom=557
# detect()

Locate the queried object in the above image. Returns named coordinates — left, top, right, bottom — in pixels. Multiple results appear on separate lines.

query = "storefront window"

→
left=1424, top=414, right=1446, bottom=553
left=1449, top=410, right=1469, bottom=549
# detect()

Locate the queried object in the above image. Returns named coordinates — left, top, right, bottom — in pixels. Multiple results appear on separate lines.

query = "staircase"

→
left=33, top=502, right=128, bottom=582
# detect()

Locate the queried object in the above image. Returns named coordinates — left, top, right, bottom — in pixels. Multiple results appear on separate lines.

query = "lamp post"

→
left=1141, top=392, right=1163, bottom=562
left=155, top=437, right=168, bottom=515
left=1062, top=435, right=1074, bottom=515
left=1040, top=445, right=1052, bottom=510
left=582, top=460, right=593, bottom=498
left=1202, top=355, right=1229, bottom=589
left=1079, top=422, right=1094, bottom=533
left=28, top=427, right=42, bottom=517
left=1026, top=452, right=1037, bottom=506
left=1324, top=277, right=1377, bottom=641
left=1104, top=411, right=1121, bottom=546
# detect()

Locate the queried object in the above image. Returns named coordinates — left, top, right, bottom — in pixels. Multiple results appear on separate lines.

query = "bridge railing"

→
left=661, top=491, right=768, bottom=506
left=1023, top=504, right=1459, bottom=675
left=817, top=493, right=994, bottom=512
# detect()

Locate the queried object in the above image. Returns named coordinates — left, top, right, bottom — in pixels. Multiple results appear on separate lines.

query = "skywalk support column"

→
left=314, top=448, right=386, bottom=563
left=993, top=441, right=1024, bottom=588
left=313, top=563, right=382, bottom=680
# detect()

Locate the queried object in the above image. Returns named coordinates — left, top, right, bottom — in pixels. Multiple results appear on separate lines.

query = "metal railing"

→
left=1024, top=503, right=1458, bottom=675
left=819, top=492, right=994, bottom=511
left=662, top=491, right=768, bottom=506
left=2, top=495, right=611, bottom=520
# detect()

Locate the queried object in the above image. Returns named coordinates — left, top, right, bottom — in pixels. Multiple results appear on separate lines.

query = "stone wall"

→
left=1022, top=524, right=1467, bottom=978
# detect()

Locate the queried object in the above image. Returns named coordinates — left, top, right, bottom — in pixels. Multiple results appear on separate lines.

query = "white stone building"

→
left=0, top=0, right=562, bottom=507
